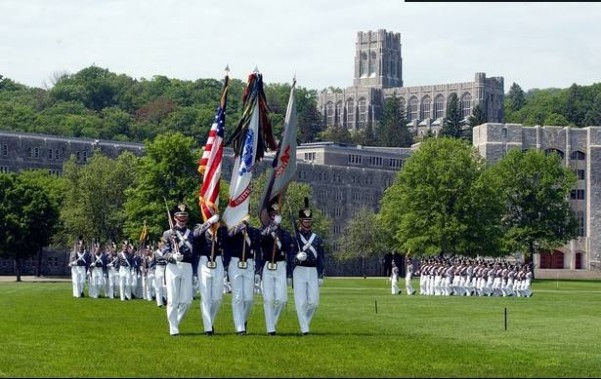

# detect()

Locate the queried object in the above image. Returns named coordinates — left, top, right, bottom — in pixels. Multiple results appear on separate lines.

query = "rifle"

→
left=285, top=198, right=303, bottom=254
left=162, top=197, right=181, bottom=257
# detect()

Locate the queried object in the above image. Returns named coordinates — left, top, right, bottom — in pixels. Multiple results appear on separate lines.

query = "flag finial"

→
left=224, top=65, right=230, bottom=75
left=253, top=66, right=259, bottom=74
left=292, top=73, right=297, bottom=87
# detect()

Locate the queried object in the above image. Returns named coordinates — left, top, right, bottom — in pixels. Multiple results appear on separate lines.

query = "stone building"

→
left=473, top=123, right=601, bottom=271
left=318, top=29, right=505, bottom=138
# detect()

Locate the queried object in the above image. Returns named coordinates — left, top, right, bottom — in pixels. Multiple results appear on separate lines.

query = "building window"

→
left=368, top=156, right=383, bottom=167
left=345, top=99, right=355, bottom=129
left=83, top=151, right=88, bottom=162
left=55, top=149, right=61, bottom=160
left=570, top=151, right=585, bottom=160
left=304, top=152, right=316, bottom=162
left=27, top=147, right=33, bottom=158
left=408, top=96, right=418, bottom=121
left=461, top=93, right=472, bottom=117
left=576, top=169, right=585, bottom=180
left=2, top=144, right=7, bottom=157
left=348, top=154, right=362, bottom=164
left=48, top=149, right=53, bottom=160
left=34, top=147, right=39, bottom=159
left=502, top=128, right=507, bottom=139
left=335, top=207, right=342, bottom=217
left=570, top=189, right=585, bottom=200
left=0, top=166, right=9, bottom=173
left=420, top=95, right=432, bottom=120
left=325, top=102, right=334, bottom=126
left=389, top=158, right=403, bottom=169
left=545, top=148, right=565, bottom=160
left=357, top=98, right=368, bottom=130
left=433, top=95, right=445, bottom=119
left=577, top=210, right=585, bottom=237
left=335, top=101, right=344, bottom=127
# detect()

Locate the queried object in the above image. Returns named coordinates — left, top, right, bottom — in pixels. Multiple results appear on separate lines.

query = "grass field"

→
left=1, top=278, right=600, bottom=378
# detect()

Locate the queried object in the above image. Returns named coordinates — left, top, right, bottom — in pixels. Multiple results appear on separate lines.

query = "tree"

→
left=376, top=94, right=412, bottom=147
left=441, top=93, right=464, bottom=139
left=0, top=173, right=61, bottom=281
left=336, top=207, right=385, bottom=277
left=378, top=137, right=504, bottom=258
left=318, top=125, right=353, bottom=144
left=487, top=148, right=578, bottom=268
left=60, top=151, right=137, bottom=246
left=123, top=132, right=201, bottom=243
left=468, top=104, right=487, bottom=128
left=507, top=82, right=526, bottom=112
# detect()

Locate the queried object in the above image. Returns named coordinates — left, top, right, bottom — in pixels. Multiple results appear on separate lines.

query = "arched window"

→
left=325, top=102, right=334, bottom=126
left=357, top=98, right=368, bottom=130
left=408, top=96, right=418, bottom=121
left=570, top=151, right=585, bottom=160
left=420, top=95, right=432, bottom=120
left=461, top=92, right=472, bottom=117
left=345, top=98, right=355, bottom=130
left=336, top=101, right=344, bottom=127
left=545, top=148, right=565, bottom=160
left=398, top=97, right=406, bottom=113
left=369, top=51, right=377, bottom=76
left=434, top=95, right=445, bottom=119
left=360, top=52, right=368, bottom=77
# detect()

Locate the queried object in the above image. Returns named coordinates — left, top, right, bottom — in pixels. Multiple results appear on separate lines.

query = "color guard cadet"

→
left=258, top=203, right=293, bottom=336
left=224, top=217, right=261, bottom=335
left=68, top=236, right=89, bottom=298
left=291, top=198, right=325, bottom=335
left=161, top=203, right=209, bottom=336
left=193, top=211, right=223, bottom=336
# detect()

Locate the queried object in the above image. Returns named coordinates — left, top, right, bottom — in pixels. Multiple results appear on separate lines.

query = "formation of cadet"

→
left=67, top=199, right=328, bottom=336
left=416, top=257, right=534, bottom=297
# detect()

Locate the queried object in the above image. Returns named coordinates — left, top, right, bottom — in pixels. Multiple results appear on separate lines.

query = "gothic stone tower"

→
left=353, top=29, right=403, bottom=89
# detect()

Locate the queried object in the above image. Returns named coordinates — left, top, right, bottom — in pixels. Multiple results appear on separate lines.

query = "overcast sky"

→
left=1, top=1, right=600, bottom=93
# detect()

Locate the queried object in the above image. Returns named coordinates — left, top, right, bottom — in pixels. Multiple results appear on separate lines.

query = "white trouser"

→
left=119, top=267, right=132, bottom=301
left=405, top=274, right=415, bottom=295
left=165, top=261, right=193, bottom=335
left=107, top=267, right=118, bottom=298
left=154, top=265, right=167, bottom=306
left=391, top=273, right=400, bottom=294
left=229, top=258, right=255, bottom=333
left=198, top=256, right=224, bottom=333
left=89, top=267, right=105, bottom=298
left=144, top=272, right=155, bottom=301
left=293, top=266, right=319, bottom=334
left=71, top=266, right=86, bottom=297
left=261, top=261, right=288, bottom=334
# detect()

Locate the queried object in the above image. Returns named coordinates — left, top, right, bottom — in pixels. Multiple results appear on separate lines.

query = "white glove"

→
left=287, top=278, right=292, bottom=287
left=296, top=252, right=307, bottom=262
left=318, top=278, right=324, bottom=287
left=254, top=274, right=261, bottom=284
left=208, top=214, right=220, bottom=224
left=174, top=253, right=183, bottom=262
left=274, top=215, right=282, bottom=225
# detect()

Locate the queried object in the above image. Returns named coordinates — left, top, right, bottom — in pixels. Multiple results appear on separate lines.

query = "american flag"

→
left=198, top=75, right=229, bottom=222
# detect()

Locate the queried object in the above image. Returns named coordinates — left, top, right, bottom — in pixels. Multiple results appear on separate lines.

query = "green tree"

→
left=318, top=125, right=353, bottom=144
left=336, top=207, right=385, bottom=277
left=377, top=94, right=412, bottom=147
left=441, top=93, right=464, bottom=139
left=507, top=82, right=526, bottom=112
left=0, top=172, right=61, bottom=281
left=487, top=148, right=578, bottom=267
left=378, top=137, right=503, bottom=258
left=123, top=132, right=200, bottom=243
left=60, top=151, right=137, bottom=245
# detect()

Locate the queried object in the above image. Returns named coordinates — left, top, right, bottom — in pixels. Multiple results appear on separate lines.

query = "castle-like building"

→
left=474, top=123, right=601, bottom=272
left=318, top=30, right=505, bottom=138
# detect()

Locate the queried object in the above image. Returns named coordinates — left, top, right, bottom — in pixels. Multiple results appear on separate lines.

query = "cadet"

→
left=194, top=212, right=224, bottom=336
left=153, top=240, right=168, bottom=307
left=258, top=203, right=293, bottom=336
left=88, top=241, right=107, bottom=298
left=105, top=242, right=119, bottom=299
left=117, top=240, right=133, bottom=301
left=291, top=198, right=325, bottom=335
left=405, top=255, right=416, bottom=295
left=68, top=237, right=89, bottom=298
left=391, top=260, right=401, bottom=295
left=161, top=203, right=210, bottom=336
left=224, top=217, right=261, bottom=335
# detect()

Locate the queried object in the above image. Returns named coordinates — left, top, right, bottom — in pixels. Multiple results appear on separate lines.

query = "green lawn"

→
left=1, top=278, right=600, bottom=377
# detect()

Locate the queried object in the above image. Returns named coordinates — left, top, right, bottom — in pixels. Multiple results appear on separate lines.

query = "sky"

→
left=1, top=1, right=600, bottom=93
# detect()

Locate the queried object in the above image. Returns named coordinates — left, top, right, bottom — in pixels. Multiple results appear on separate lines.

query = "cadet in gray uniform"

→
left=68, top=237, right=89, bottom=298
